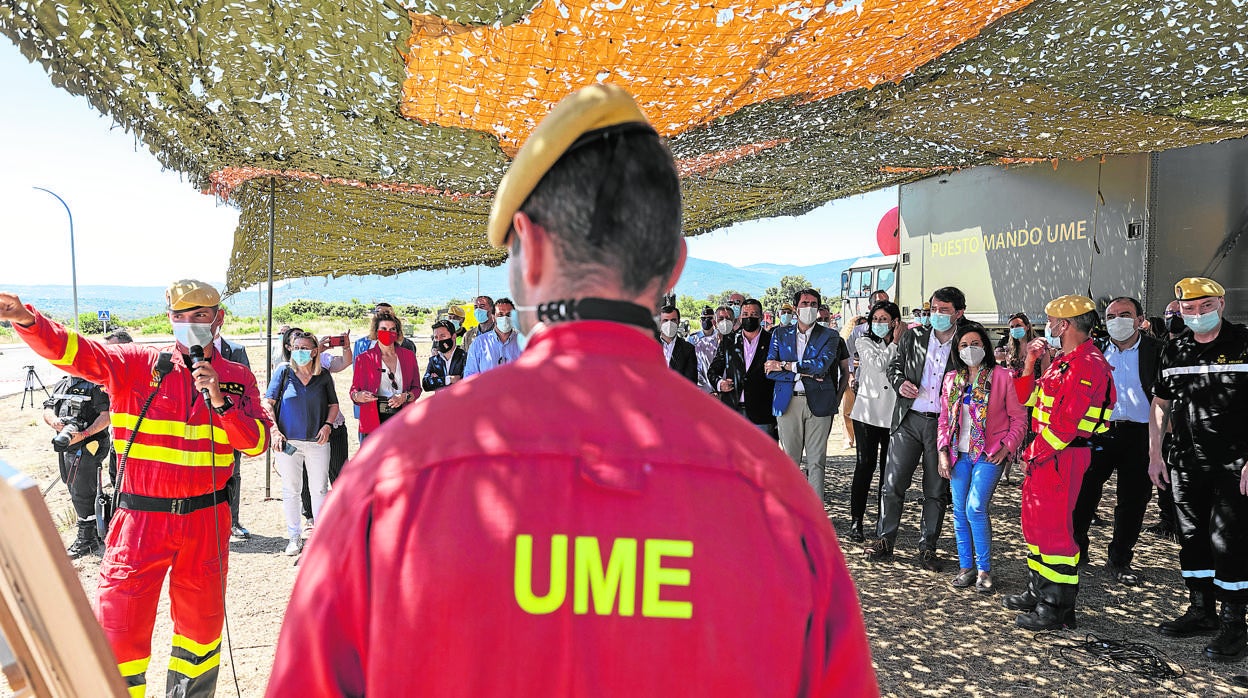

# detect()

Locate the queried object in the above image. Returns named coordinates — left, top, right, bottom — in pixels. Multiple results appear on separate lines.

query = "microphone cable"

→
left=1033, top=630, right=1186, bottom=693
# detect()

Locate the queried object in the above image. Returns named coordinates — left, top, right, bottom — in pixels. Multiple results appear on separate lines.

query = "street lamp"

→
left=32, top=187, right=79, bottom=334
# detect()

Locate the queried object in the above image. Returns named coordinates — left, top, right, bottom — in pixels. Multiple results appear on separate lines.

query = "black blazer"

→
left=665, top=337, right=698, bottom=384
left=423, top=348, right=468, bottom=391
left=886, top=321, right=968, bottom=430
left=708, top=328, right=776, bottom=425
left=219, top=337, right=251, bottom=368
left=1095, top=333, right=1163, bottom=397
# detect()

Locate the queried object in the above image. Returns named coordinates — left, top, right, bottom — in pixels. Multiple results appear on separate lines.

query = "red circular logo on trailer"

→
left=876, top=206, right=899, bottom=256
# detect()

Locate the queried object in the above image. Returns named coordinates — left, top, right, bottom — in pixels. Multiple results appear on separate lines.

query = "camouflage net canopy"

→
left=3, top=0, right=1247, bottom=293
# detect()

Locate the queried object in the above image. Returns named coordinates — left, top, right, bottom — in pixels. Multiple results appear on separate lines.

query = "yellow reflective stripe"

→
left=111, top=413, right=229, bottom=444
left=1025, top=388, right=1039, bottom=407
left=1036, top=411, right=1052, bottom=425
left=1027, top=544, right=1041, bottom=555
left=1038, top=392, right=1055, bottom=407
left=128, top=686, right=145, bottom=698
left=1039, top=551, right=1080, bottom=566
left=1040, top=428, right=1068, bottom=450
left=1076, top=419, right=1099, bottom=432
left=172, top=634, right=221, bottom=656
left=118, top=656, right=150, bottom=677
left=125, top=443, right=234, bottom=467
left=240, top=419, right=267, bottom=456
left=168, top=652, right=220, bottom=679
left=1028, top=557, right=1080, bottom=585
left=50, top=331, right=79, bottom=366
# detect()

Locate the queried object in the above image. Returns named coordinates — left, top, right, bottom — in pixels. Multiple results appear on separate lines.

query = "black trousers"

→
left=60, top=438, right=108, bottom=521
left=850, top=420, right=890, bottom=523
left=302, top=424, right=349, bottom=520
left=1072, top=421, right=1151, bottom=566
left=877, top=411, right=949, bottom=551
left=227, top=450, right=244, bottom=526
left=1171, top=461, right=1248, bottom=603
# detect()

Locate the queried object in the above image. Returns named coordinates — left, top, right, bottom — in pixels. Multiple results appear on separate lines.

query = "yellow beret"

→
left=781, top=303, right=795, bottom=313
left=446, top=305, right=466, bottom=320
left=166, top=279, right=221, bottom=311
left=922, top=301, right=931, bottom=311
left=486, top=84, right=652, bottom=248
left=1044, top=294, right=1096, bottom=319
left=1175, top=277, right=1225, bottom=300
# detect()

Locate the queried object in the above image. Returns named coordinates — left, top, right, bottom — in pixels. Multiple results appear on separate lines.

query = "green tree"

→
left=762, top=275, right=820, bottom=313
left=675, top=295, right=703, bottom=321
left=711, top=289, right=743, bottom=306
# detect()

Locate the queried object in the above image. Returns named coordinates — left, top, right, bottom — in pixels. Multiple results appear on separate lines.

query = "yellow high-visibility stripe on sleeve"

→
left=50, top=331, right=79, bottom=366
left=241, top=419, right=267, bottom=456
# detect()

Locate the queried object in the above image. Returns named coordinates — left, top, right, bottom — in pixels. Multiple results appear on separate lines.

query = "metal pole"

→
left=264, top=177, right=277, bottom=499
left=32, top=187, right=79, bottom=333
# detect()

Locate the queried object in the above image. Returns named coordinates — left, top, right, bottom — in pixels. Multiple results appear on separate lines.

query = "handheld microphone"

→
left=189, top=345, right=213, bottom=406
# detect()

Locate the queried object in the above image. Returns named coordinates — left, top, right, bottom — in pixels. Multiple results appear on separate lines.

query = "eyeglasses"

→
left=727, top=300, right=744, bottom=306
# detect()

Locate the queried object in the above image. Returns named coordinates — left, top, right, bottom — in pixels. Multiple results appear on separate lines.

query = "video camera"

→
left=50, top=394, right=92, bottom=453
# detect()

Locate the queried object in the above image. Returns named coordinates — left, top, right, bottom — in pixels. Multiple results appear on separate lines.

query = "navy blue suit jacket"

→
left=766, top=323, right=846, bottom=418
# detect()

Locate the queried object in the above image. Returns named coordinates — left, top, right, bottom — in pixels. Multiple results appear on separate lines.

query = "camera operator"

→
left=42, top=374, right=111, bottom=557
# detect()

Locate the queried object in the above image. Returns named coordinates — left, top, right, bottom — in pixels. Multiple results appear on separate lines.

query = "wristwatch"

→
left=212, top=395, right=234, bottom=415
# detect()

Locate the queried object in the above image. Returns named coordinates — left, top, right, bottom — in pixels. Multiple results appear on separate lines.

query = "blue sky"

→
left=0, top=38, right=894, bottom=287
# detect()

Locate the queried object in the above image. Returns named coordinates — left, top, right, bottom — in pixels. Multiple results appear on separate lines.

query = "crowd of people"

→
left=3, top=83, right=1246, bottom=694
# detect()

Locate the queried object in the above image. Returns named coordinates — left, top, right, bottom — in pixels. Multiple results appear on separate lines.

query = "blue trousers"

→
left=950, top=452, right=1003, bottom=572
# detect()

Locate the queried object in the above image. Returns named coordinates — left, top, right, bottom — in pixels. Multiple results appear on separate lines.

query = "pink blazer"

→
left=936, top=365, right=1027, bottom=463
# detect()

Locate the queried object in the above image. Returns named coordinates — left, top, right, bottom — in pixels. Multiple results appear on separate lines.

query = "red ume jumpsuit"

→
left=267, top=321, right=878, bottom=697
left=17, top=310, right=268, bottom=698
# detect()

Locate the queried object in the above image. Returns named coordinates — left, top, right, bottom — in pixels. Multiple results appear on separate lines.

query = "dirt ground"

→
left=1, top=344, right=1246, bottom=696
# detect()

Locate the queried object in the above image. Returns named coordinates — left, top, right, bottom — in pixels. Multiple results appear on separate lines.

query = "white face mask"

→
left=959, top=345, right=985, bottom=366
left=1105, top=317, right=1137, bottom=342
left=660, top=320, right=680, bottom=339
left=715, top=319, right=734, bottom=336
left=797, top=307, right=819, bottom=326
left=173, top=321, right=215, bottom=351
left=495, top=316, right=514, bottom=334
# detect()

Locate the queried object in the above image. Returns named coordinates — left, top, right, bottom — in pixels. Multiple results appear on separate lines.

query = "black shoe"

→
left=1204, top=604, right=1248, bottom=663
left=917, top=549, right=943, bottom=572
left=1003, top=571, right=1040, bottom=612
left=67, top=522, right=102, bottom=559
left=1016, top=603, right=1077, bottom=631
left=1090, top=514, right=1108, bottom=527
left=847, top=520, right=864, bottom=543
left=863, top=538, right=893, bottom=560
left=1159, top=591, right=1218, bottom=638
left=1106, top=562, right=1141, bottom=586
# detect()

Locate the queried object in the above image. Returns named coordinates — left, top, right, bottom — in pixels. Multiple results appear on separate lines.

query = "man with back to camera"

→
left=266, top=84, right=876, bottom=697
left=0, top=280, right=270, bottom=697
left=1150, top=277, right=1248, bottom=662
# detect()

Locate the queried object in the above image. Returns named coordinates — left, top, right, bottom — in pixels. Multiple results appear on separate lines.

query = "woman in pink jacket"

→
left=937, top=323, right=1027, bottom=593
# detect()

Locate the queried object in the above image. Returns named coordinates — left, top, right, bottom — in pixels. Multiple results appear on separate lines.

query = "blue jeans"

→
left=950, top=452, right=1003, bottom=572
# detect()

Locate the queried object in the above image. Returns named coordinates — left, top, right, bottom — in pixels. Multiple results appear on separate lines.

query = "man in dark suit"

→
left=659, top=305, right=697, bottom=383
left=1072, top=296, right=1164, bottom=585
left=866, top=286, right=967, bottom=571
left=766, top=288, right=851, bottom=500
left=709, top=298, right=777, bottom=437
left=215, top=330, right=253, bottom=540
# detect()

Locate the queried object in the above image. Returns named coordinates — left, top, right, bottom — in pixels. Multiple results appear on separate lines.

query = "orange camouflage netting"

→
left=400, top=0, right=1035, bottom=152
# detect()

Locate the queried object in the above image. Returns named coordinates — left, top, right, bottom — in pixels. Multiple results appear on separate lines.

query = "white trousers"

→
left=275, top=439, right=330, bottom=538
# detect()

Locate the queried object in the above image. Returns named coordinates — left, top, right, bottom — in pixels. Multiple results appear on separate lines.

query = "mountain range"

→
left=10, top=255, right=876, bottom=320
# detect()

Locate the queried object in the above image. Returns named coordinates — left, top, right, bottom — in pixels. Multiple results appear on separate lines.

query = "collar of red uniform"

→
left=1059, top=338, right=1097, bottom=362
left=521, top=320, right=663, bottom=362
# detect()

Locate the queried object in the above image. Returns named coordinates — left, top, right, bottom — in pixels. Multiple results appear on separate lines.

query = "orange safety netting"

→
left=400, top=0, right=1034, bottom=150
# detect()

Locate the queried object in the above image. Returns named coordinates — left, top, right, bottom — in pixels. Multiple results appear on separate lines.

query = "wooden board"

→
left=0, top=459, right=126, bottom=697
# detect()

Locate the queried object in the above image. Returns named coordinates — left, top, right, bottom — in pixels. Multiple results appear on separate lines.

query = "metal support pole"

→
left=264, top=177, right=277, bottom=499
left=32, top=187, right=79, bottom=333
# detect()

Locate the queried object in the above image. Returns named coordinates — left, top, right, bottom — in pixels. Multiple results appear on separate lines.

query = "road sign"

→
left=97, top=310, right=110, bottom=322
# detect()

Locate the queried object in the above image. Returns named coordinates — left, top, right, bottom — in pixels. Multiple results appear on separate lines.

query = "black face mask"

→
left=434, top=338, right=455, bottom=353
left=740, top=317, right=761, bottom=333
left=700, top=317, right=714, bottom=331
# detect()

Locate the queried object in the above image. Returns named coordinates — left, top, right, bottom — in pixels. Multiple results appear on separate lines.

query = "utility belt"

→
left=118, top=486, right=230, bottom=516
left=1068, top=437, right=1091, bottom=448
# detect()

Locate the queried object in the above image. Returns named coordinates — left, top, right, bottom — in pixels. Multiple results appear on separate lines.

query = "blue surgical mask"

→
left=173, top=322, right=215, bottom=351
left=921, top=315, right=931, bottom=327
left=871, top=322, right=891, bottom=338
left=1183, top=309, right=1220, bottom=334
left=1010, top=326, right=1027, bottom=340
left=929, top=312, right=953, bottom=332
left=779, top=313, right=792, bottom=326
left=291, top=349, right=313, bottom=366
left=450, top=319, right=462, bottom=332
left=474, top=308, right=490, bottom=324
left=1045, top=323, right=1063, bottom=348
left=731, top=304, right=742, bottom=318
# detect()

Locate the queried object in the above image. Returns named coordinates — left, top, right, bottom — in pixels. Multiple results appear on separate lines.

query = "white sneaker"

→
left=285, top=537, right=303, bottom=556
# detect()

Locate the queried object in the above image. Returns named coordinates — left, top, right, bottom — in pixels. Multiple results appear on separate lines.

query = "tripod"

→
left=21, top=365, right=50, bottom=410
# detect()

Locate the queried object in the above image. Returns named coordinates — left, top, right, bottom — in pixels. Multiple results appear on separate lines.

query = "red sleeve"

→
left=403, top=349, right=421, bottom=395
left=266, top=456, right=375, bottom=696
left=1013, top=371, right=1036, bottom=406
left=1000, top=367, right=1029, bottom=453
left=351, top=351, right=374, bottom=398
left=14, top=308, right=134, bottom=393
left=219, top=360, right=271, bottom=456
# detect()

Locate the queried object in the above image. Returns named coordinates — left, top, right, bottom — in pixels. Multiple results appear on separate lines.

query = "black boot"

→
left=848, top=519, right=865, bottom=543
left=1159, top=590, right=1219, bottom=638
left=66, top=519, right=102, bottom=559
left=1003, top=570, right=1041, bottom=612
left=1016, top=580, right=1077, bottom=631
left=1204, top=603, right=1248, bottom=662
